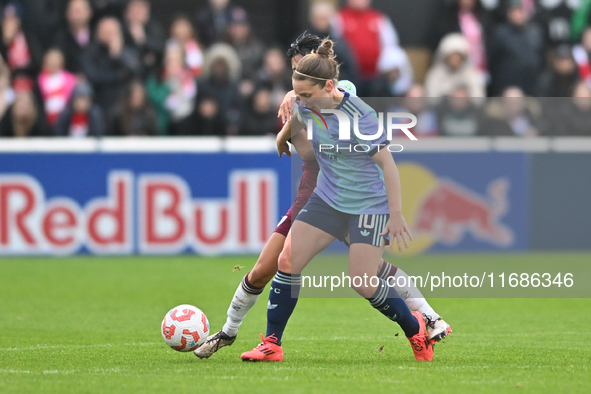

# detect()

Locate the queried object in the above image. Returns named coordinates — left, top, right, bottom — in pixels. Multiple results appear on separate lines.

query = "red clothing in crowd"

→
left=38, top=69, right=77, bottom=125
left=335, top=6, right=399, bottom=79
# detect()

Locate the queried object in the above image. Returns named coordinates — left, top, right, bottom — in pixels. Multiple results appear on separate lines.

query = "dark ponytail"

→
left=287, top=31, right=323, bottom=59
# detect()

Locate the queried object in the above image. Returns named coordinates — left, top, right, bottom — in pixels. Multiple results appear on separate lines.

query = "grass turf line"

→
left=0, top=254, right=589, bottom=393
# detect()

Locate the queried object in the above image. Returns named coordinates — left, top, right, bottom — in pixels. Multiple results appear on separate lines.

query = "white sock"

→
left=380, top=264, right=440, bottom=320
left=394, top=268, right=439, bottom=319
left=222, top=275, right=263, bottom=337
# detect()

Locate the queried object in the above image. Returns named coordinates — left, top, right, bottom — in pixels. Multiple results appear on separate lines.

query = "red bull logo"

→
left=415, top=178, right=512, bottom=246
left=0, top=170, right=277, bottom=255
left=398, top=163, right=514, bottom=253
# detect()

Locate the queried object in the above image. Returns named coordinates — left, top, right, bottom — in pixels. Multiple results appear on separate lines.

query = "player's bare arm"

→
left=276, top=120, right=293, bottom=158
left=288, top=111, right=314, bottom=161
left=276, top=116, right=313, bottom=161
left=291, top=129, right=314, bottom=161
left=372, top=147, right=413, bottom=252
left=278, top=90, right=297, bottom=124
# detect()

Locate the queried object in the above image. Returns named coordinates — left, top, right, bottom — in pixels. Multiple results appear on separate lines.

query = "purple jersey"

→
left=296, top=93, right=390, bottom=215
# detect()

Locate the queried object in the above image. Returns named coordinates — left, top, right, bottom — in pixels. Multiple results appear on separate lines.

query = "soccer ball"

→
left=161, top=304, right=210, bottom=352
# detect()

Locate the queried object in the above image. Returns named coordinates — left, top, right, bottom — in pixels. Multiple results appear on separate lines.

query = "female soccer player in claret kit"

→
left=194, top=34, right=450, bottom=361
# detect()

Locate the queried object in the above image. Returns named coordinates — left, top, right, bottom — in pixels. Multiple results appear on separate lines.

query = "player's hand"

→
left=278, top=90, right=297, bottom=124
left=380, top=212, right=413, bottom=252
left=277, top=139, right=291, bottom=158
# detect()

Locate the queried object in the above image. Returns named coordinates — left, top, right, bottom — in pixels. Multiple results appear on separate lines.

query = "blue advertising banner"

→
left=0, top=153, right=291, bottom=255
left=292, top=152, right=529, bottom=253
left=529, top=153, right=591, bottom=250
left=397, top=153, right=528, bottom=252
left=0, top=149, right=528, bottom=255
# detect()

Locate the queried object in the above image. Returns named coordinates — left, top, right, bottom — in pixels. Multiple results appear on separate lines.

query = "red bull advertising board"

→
left=0, top=153, right=291, bottom=255
left=1, top=150, right=527, bottom=255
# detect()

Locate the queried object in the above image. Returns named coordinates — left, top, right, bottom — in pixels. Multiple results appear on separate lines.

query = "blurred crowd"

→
left=0, top=0, right=590, bottom=138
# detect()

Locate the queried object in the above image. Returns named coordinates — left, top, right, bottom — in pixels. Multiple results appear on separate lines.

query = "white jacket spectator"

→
left=374, top=46, right=414, bottom=97
left=425, top=33, right=485, bottom=100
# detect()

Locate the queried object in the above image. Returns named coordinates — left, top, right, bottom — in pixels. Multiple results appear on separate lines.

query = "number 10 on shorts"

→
left=358, top=214, right=376, bottom=229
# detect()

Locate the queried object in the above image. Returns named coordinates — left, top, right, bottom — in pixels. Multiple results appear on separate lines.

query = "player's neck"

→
left=330, top=89, right=345, bottom=108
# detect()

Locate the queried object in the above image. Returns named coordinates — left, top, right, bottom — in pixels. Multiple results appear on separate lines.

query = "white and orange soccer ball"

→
left=161, top=304, right=210, bottom=352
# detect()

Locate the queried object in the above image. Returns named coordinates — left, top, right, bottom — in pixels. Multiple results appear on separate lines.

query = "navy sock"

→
left=265, top=270, right=300, bottom=345
left=368, top=279, right=419, bottom=338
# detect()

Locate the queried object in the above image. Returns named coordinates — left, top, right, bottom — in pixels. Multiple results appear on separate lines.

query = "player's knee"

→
left=278, top=248, right=292, bottom=273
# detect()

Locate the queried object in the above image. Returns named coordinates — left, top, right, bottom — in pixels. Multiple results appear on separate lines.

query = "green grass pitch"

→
left=0, top=254, right=590, bottom=393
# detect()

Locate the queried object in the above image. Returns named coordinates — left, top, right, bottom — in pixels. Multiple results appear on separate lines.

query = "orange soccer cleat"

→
left=407, top=311, right=434, bottom=361
left=241, top=334, right=284, bottom=362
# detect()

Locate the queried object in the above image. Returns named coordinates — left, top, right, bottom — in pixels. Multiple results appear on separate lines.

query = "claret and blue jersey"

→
left=295, top=90, right=390, bottom=215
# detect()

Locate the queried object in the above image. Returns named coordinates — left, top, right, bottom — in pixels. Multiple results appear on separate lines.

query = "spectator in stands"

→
left=146, top=41, right=197, bottom=136
left=108, top=79, right=157, bottom=136
left=394, top=84, right=438, bottom=137
left=89, top=0, right=128, bottom=21
left=198, top=43, right=241, bottom=135
left=82, top=17, right=142, bottom=114
left=436, top=84, right=481, bottom=137
left=570, top=0, right=591, bottom=42
left=169, top=15, right=204, bottom=78
left=195, top=0, right=234, bottom=48
left=369, top=46, right=414, bottom=97
left=255, top=47, right=291, bottom=109
left=538, top=44, right=579, bottom=97
left=535, top=0, right=572, bottom=46
left=431, top=0, right=487, bottom=78
left=555, top=82, right=591, bottom=136
left=572, top=27, right=591, bottom=85
left=307, top=1, right=358, bottom=83
left=425, top=33, right=485, bottom=100
left=241, top=85, right=279, bottom=135
left=192, top=93, right=226, bottom=136
left=481, top=86, right=541, bottom=137
left=0, top=79, right=48, bottom=137
left=20, top=0, right=62, bottom=52
left=333, top=0, right=401, bottom=95
left=488, top=0, right=544, bottom=96
left=123, top=0, right=165, bottom=76
left=0, top=54, right=12, bottom=122
left=54, top=81, right=105, bottom=137
left=54, top=0, right=94, bottom=74
left=0, top=2, right=43, bottom=78
left=224, top=7, right=265, bottom=83
left=37, top=48, right=77, bottom=129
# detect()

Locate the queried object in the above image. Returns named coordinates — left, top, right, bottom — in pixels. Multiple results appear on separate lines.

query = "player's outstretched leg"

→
left=378, top=260, right=452, bottom=343
left=241, top=223, right=336, bottom=362
left=241, top=233, right=296, bottom=362
left=240, top=263, right=296, bottom=362
left=349, top=243, right=433, bottom=361
left=195, top=232, right=286, bottom=359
